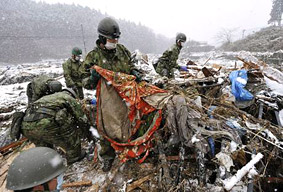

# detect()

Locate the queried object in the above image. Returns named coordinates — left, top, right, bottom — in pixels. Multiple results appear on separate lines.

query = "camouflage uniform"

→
left=26, top=75, right=55, bottom=106
left=82, top=41, right=137, bottom=162
left=156, top=44, right=182, bottom=78
left=62, top=58, right=84, bottom=99
left=21, top=91, right=89, bottom=164
left=83, top=41, right=136, bottom=79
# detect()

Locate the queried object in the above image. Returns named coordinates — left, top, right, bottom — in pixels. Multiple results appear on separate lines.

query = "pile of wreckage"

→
left=0, top=52, right=282, bottom=192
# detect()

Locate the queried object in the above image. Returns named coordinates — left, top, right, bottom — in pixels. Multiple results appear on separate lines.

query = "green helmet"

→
left=47, top=80, right=62, bottom=93
left=6, top=147, right=66, bottom=191
left=98, top=17, right=121, bottom=39
left=176, top=33, right=187, bottom=42
left=72, top=47, right=82, bottom=56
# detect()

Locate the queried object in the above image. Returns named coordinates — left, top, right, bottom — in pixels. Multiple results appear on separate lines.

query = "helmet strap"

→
left=43, top=183, right=50, bottom=191
left=177, top=40, right=182, bottom=47
left=98, top=35, right=107, bottom=45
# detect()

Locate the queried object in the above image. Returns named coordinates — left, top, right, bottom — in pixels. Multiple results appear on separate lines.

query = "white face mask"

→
left=105, top=42, right=117, bottom=50
left=75, top=55, right=81, bottom=61
left=180, top=42, right=185, bottom=46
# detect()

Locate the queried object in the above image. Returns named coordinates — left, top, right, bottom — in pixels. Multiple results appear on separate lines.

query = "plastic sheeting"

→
left=229, top=70, right=254, bottom=101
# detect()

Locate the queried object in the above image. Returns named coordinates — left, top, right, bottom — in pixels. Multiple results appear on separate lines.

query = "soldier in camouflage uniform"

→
left=21, top=87, right=90, bottom=165
left=62, top=47, right=84, bottom=99
left=156, top=33, right=187, bottom=78
left=26, top=75, right=61, bottom=106
left=82, top=17, right=142, bottom=171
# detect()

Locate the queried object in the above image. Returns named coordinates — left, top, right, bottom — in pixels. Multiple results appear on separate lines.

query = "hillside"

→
left=222, top=26, right=283, bottom=52
left=0, top=0, right=171, bottom=63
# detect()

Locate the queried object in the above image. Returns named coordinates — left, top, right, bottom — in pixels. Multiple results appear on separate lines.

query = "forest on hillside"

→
left=221, top=26, right=283, bottom=52
left=0, top=0, right=172, bottom=63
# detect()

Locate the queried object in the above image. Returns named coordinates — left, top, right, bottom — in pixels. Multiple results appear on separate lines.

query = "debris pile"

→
left=0, top=52, right=282, bottom=191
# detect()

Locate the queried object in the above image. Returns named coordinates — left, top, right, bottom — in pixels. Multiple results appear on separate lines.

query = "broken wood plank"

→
left=265, top=177, right=283, bottom=183
left=166, top=156, right=179, bottom=161
left=202, top=67, right=214, bottom=77
left=126, top=174, right=153, bottom=192
left=62, top=180, right=92, bottom=188
left=85, top=183, right=99, bottom=192
left=0, top=138, right=28, bottom=154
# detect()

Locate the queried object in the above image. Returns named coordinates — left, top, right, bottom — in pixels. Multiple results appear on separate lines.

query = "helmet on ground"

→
left=176, top=33, right=187, bottom=42
left=48, top=80, right=62, bottom=93
left=6, top=147, right=66, bottom=191
left=98, top=17, right=121, bottom=39
left=63, top=88, right=78, bottom=98
left=72, top=47, right=82, bottom=56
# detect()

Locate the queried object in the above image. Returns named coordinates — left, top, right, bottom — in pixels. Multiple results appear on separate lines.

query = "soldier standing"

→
left=82, top=17, right=142, bottom=172
left=62, top=47, right=84, bottom=99
left=156, top=33, right=187, bottom=78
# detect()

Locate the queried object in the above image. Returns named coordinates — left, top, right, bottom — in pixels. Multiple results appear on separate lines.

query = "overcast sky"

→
left=35, top=0, right=272, bottom=45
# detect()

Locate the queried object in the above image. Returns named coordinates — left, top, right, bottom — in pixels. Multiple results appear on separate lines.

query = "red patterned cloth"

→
left=94, top=66, right=166, bottom=163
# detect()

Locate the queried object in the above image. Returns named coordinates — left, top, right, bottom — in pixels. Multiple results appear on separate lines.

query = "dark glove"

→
left=131, top=69, right=142, bottom=82
left=90, top=69, right=101, bottom=87
left=91, top=69, right=100, bottom=80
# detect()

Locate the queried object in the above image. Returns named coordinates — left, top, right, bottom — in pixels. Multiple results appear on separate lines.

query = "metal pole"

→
left=80, top=24, right=87, bottom=55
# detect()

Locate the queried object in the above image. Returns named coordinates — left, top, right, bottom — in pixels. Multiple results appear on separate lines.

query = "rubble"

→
left=0, top=51, right=282, bottom=191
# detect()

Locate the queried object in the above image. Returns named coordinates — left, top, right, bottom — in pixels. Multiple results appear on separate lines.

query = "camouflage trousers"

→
left=99, top=138, right=115, bottom=160
left=76, top=86, right=84, bottom=100
left=22, top=117, right=81, bottom=164
left=156, top=63, right=174, bottom=78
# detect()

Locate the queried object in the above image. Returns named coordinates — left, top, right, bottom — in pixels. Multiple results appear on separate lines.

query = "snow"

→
left=89, top=126, right=100, bottom=139
left=49, top=155, right=63, bottom=167
left=230, top=141, right=238, bottom=152
left=236, top=77, right=247, bottom=85
left=191, top=134, right=200, bottom=143
left=0, top=60, right=65, bottom=107
left=223, top=153, right=263, bottom=191
left=216, top=152, right=234, bottom=172
left=245, top=121, right=283, bottom=147
left=0, top=51, right=282, bottom=191
left=279, top=109, right=283, bottom=127
left=264, top=76, right=283, bottom=96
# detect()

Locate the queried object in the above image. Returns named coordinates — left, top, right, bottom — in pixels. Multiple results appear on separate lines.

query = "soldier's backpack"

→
left=26, top=75, right=56, bottom=105
left=10, top=111, right=25, bottom=140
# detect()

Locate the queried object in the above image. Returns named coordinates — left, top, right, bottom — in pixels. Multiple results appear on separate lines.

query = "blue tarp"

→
left=229, top=70, right=254, bottom=101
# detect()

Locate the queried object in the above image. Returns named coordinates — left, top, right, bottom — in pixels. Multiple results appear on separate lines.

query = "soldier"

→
left=21, top=87, right=90, bottom=165
left=82, top=17, right=142, bottom=89
left=62, top=47, right=84, bottom=99
left=156, top=33, right=187, bottom=78
left=6, top=147, right=67, bottom=192
left=82, top=17, right=142, bottom=172
left=10, top=76, right=63, bottom=141
left=26, top=75, right=62, bottom=106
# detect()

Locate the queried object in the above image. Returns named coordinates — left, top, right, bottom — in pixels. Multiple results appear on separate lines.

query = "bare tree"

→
left=215, top=28, right=238, bottom=45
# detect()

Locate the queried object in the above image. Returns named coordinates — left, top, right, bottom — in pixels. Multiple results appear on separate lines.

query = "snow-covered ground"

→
left=1, top=51, right=282, bottom=126
left=0, top=51, right=282, bottom=191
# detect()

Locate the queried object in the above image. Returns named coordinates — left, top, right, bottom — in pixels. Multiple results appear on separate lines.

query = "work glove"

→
left=180, top=66, right=188, bottom=71
left=90, top=68, right=101, bottom=88
left=131, top=69, right=143, bottom=83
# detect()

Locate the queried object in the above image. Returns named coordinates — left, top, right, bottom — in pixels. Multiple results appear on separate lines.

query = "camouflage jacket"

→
left=62, top=58, right=84, bottom=87
left=26, top=75, right=55, bottom=106
left=83, top=41, right=137, bottom=78
left=156, top=44, right=182, bottom=78
left=23, top=91, right=88, bottom=128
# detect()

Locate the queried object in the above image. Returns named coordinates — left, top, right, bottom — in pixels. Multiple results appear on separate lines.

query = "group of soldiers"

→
left=6, top=17, right=187, bottom=191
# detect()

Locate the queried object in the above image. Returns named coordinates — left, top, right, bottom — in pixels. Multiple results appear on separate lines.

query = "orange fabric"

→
left=94, top=66, right=166, bottom=163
